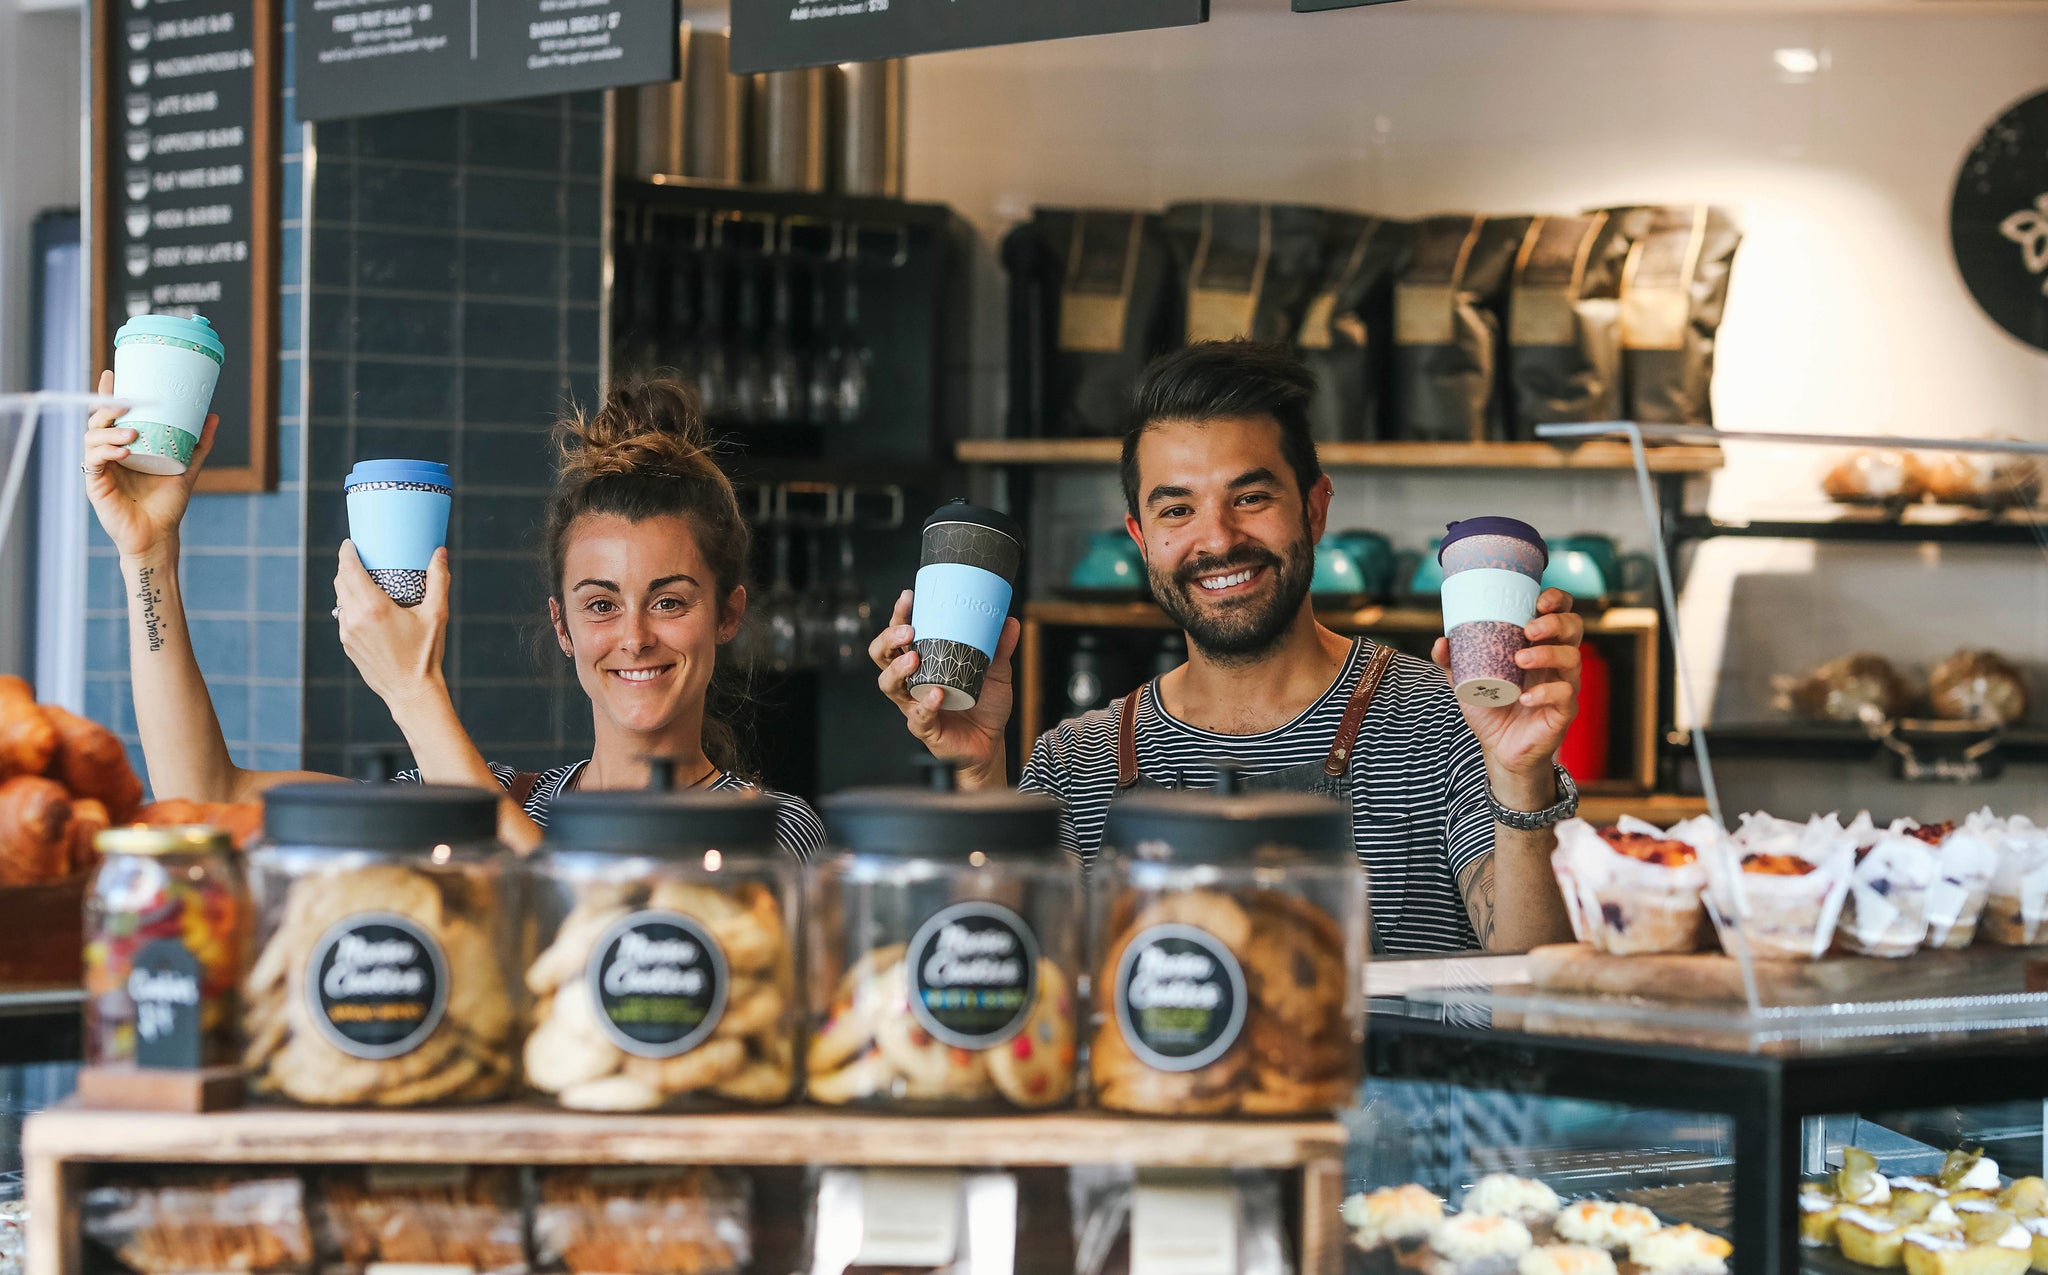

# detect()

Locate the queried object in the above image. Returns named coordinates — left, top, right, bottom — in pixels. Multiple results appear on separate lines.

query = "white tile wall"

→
left=901, top=2, right=2048, bottom=819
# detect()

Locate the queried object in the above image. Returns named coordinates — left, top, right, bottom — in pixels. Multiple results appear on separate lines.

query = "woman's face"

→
left=549, top=512, right=744, bottom=739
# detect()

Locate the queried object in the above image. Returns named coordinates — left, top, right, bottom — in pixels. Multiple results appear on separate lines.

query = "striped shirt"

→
left=393, top=760, right=826, bottom=860
left=1018, top=637, right=1492, bottom=954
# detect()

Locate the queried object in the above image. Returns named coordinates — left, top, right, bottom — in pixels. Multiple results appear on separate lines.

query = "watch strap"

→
left=1490, top=762, right=1580, bottom=831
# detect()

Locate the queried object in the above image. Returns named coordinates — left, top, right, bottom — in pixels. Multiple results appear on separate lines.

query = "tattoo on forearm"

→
left=136, top=565, right=165, bottom=653
left=1459, top=856, right=1498, bottom=947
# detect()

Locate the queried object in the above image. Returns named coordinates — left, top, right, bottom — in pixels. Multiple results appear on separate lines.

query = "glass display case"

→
left=1351, top=953, right=2048, bottom=1275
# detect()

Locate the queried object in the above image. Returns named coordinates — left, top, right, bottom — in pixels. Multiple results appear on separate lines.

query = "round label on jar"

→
left=1113, top=923, right=1246, bottom=1073
left=907, top=901, right=1040, bottom=1050
left=305, top=913, right=449, bottom=1060
left=586, top=910, right=729, bottom=1058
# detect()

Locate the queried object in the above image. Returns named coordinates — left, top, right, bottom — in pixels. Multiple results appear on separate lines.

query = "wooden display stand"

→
left=23, top=1105, right=1350, bottom=1275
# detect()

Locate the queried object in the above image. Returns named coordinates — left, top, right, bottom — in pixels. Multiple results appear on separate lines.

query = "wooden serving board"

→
left=1527, top=943, right=2044, bottom=1006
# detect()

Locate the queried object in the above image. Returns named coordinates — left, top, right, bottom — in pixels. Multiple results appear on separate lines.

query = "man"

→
left=871, top=340, right=1578, bottom=954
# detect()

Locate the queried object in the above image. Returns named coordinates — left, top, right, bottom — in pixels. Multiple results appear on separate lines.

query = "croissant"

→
left=41, top=704, right=143, bottom=822
left=0, top=676, right=57, bottom=781
left=67, top=798, right=110, bottom=879
left=135, top=799, right=265, bottom=850
left=0, top=775, right=74, bottom=885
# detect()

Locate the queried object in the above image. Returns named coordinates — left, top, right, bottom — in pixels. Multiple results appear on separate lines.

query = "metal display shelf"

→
left=1673, top=722, right=2048, bottom=765
left=957, top=437, right=1726, bottom=472
left=1672, top=511, right=2048, bottom=546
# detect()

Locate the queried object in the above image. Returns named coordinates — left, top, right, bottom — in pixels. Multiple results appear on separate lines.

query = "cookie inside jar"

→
left=524, top=789, right=801, bottom=1112
left=812, top=777, right=1081, bottom=1112
left=242, top=785, right=517, bottom=1107
left=1091, top=787, right=1366, bottom=1118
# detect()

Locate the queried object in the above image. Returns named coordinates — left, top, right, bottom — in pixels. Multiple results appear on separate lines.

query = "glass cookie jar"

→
left=523, top=790, right=800, bottom=1111
left=85, top=825, right=251, bottom=1070
left=244, top=784, right=516, bottom=1107
left=811, top=784, right=1079, bottom=1112
left=1090, top=788, right=1366, bottom=1117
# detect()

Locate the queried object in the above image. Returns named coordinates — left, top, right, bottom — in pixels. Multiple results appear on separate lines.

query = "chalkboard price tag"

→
left=132, top=938, right=205, bottom=1070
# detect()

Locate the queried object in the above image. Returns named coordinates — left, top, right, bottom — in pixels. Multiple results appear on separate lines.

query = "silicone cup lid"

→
left=346, top=459, right=453, bottom=489
left=1437, top=516, right=1548, bottom=569
left=923, top=498, right=1022, bottom=546
left=113, top=313, right=225, bottom=362
left=1100, top=787, right=1351, bottom=865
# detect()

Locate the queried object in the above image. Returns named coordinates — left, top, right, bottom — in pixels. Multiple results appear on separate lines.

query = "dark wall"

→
left=301, top=94, right=605, bottom=779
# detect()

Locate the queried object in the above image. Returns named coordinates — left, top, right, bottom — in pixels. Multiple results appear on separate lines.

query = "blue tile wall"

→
left=302, top=94, right=604, bottom=779
left=83, top=11, right=307, bottom=792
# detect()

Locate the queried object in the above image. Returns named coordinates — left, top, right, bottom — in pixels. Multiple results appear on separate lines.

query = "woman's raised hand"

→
left=82, top=368, right=218, bottom=561
left=334, top=542, right=452, bottom=704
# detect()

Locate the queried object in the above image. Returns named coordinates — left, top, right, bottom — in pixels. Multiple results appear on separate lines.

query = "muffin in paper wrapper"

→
left=1835, top=813, right=1938, bottom=957
left=1910, top=818, right=1999, bottom=949
left=1977, top=811, right=2048, bottom=947
left=1551, top=816, right=1712, bottom=955
left=1711, top=813, right=1856, bottom=962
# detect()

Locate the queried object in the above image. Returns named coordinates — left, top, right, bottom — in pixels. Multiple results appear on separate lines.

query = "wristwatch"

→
left=1489, top=762, right=1580, bottom=831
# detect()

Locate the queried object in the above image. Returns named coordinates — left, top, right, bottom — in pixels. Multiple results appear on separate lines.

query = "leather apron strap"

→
left=1116, top=641, right=1399, bottom=789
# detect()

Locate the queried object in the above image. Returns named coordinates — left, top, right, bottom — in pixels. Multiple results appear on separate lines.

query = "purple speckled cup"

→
left=1438, top=516, right=1547, bottom=708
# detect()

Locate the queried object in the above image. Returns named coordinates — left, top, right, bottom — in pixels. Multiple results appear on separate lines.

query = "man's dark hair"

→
left=1119, top=340, right=1323, bottom=520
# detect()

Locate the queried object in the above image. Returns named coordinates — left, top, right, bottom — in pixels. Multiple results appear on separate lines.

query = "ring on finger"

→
left=330, top=606, right=342, bottom=620
left=80, top=462, right=103, bottom=475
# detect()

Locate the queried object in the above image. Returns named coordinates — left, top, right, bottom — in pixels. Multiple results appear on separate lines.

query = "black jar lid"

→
left=263, top=783, right=498, bottom=851
left=824, top=787, right=1063, bottom=859
left=923, top=498, right=1022, bottom=546
left=1101, top=788, right=1350, bottom=864
left=544, top=789, right=780, bottom=854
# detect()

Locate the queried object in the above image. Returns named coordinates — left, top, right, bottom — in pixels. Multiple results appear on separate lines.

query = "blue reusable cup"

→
left=112, top=313, right=225, bottom=475
left=907, top=499, right=1024, bottom=711
left=345, top=459, right=452, bottom=606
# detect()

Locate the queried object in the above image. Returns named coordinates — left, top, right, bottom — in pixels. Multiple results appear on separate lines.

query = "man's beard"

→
left=1148, top=533, right=1314, bottom=666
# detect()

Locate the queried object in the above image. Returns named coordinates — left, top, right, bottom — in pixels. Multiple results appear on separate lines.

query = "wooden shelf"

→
left=958, top=438, right=1725, bottom=473
left=1028, top=600, right=1662, bottom=636
left=23, top=1102, right=1343, bottom=1170
left=1578, top=793, right=1711, bottom=824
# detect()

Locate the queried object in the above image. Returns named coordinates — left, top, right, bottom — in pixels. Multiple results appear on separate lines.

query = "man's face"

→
left=1126, top=416, right=1332, bottom=664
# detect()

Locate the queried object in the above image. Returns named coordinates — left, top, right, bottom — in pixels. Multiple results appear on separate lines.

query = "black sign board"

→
left=294, top=0, right=680, bottom=123
left=1953, top=88, right=2048, bottom=354
left=731, top=0, right=1207, bottom=75
left=132, top=939, right=205, bottom=1069
left=93, top=0, right=280, bottom=492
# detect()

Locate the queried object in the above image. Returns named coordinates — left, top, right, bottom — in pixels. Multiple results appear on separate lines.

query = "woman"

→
left=82, top=372, right=823, bottom=856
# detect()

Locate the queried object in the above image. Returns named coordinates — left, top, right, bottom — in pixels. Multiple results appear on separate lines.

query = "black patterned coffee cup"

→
left=1438, top=516, right=1546, bottom=708
left=907, top=500, right=1024, bottom=712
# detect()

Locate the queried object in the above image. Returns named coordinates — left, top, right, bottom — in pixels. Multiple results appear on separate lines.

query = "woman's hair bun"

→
left=555, top=378, right=716, bottom=483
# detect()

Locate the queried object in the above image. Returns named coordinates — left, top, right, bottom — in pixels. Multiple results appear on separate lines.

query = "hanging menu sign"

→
left=731, top=0, right=1208, bottom=75
left=1953, top=88, right=2048, bottom=354
left=293, top=0, right=680, bottom=123
left=91, top=0, right=279, bottom=493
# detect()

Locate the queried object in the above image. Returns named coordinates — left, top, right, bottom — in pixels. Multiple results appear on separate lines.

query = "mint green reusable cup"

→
left=112, top=313, right=225, bottom=475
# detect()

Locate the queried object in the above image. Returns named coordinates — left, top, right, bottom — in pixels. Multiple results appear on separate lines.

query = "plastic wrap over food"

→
left=1551, top=815, right=1712, bottom=955
left=1713, top=813, right=1856, bottom=961
left=316, top=1166, right=525, bottom=1275
left=533, top=1167, right=750, bottom=1275
left=1836, top=815, right=1937, bottom=957
left=1914, top=820, right=1999, bottom=949
left=83, top=1175, right=312, bottom=1275
left=1976, top=810, right=2048, bottom=947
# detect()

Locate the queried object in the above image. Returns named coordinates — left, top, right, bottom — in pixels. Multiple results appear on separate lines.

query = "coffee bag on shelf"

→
left=1391, top=214, right=1532, bottom=442
left=1506, top=213, right=1631, bottom=439
left=1007, top=208, right=1178, bottom=437
left=1601, top=204, right=1741, bottom=425
left=1162, top=202, right=1329, bottom=347
left=1298, top=213, right=1411, bottom=442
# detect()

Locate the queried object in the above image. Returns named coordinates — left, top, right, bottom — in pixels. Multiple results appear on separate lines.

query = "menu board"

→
left=92, top=0, right=280, bottom=492
left=294, top=0, right=680, bottom=123
left=731, top=0, right=1207, bottom=74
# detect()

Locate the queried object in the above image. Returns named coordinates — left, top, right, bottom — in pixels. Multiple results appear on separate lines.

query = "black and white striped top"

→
left=393, top=760, right=826, bottom=860
left=1017, top=638, right=1492, bottom=954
